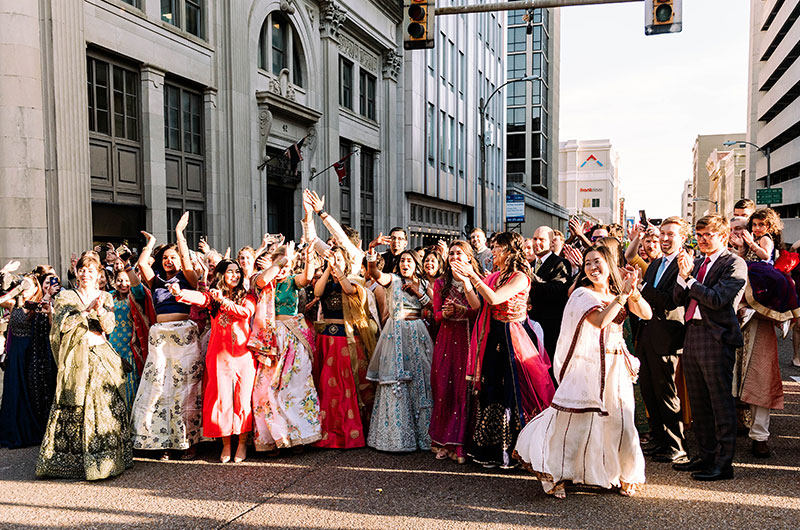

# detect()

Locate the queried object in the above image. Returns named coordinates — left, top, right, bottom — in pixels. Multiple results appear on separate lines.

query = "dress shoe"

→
left=642, top=444, right=664, bottom=456
left=672, top=456, right=710, bottom=472
left=751, top=440, right=771, bottom=458
left=652, top=449, right=688, bottom=463
left=692, top=464, right=734, bottom=481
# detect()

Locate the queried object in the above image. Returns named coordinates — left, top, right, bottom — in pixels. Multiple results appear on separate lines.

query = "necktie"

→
left=684, top=257, right=711, bottom=322
left=534, top=259, right=541, bottom=274
left=654, top=258, right=669, bottom=287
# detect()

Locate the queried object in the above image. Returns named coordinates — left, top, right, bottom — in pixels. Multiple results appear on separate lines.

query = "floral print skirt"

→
left=130, top=321, right=204, bottom=450
left=36, top=343, right=133, bottom=481
left=252, top=317, right=321, bottom=450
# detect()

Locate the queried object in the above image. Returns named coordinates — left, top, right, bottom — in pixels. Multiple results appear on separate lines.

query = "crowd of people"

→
left=0, top=193, right=796, bottom=498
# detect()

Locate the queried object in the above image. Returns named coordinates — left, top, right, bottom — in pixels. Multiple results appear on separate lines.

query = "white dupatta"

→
left=551, top=287, right=609, bottom=416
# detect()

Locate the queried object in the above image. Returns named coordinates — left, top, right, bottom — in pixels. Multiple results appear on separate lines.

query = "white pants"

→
left=748, top=405, right=770, bottom=442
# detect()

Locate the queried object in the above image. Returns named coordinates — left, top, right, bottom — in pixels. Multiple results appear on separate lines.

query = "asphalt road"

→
left=1, top=341, right=799, bottom=530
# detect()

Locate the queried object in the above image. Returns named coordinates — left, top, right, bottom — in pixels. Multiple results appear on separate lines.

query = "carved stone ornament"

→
left=306, top=125, right=318, bottom=158
left=319, top=0, right=347, bottom=40
left=267, top=69, right=297, bottom=101
left=258, top=102, right=273, bottom=165
left=382, top=49, right=403, bottom=81
left=279, top=0, right=296, bottom=15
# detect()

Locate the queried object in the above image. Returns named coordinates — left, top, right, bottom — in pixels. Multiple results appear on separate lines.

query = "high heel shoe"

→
left=234, top=444, right=247, bottom=463
left=220, top=446, right=232, bottom=464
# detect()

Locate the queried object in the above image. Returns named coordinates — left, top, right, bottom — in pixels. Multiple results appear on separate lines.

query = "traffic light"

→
left=645, top=0, right=682, bottom=35
left=403, top=0, right=435, bottom=50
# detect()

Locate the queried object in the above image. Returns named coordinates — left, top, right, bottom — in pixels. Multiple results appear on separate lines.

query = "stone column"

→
left=41, top=0, right=92, bottom=275
left=203, top=87, right=220, bottom=247
left=382, top=49, right=403, bottom=232
left=0, top=1, right=49, bottom=271
left=317, top=1, right=347, bottom=224
left=350, top=143, right=362, bottom=230
left=140, top=65, right=168, bottom=242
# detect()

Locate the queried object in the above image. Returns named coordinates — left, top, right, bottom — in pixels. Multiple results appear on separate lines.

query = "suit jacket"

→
left=673, top=250, right=747, bottom=348
left=528, top=253, right=571, bottom=329
left=637, top=256, right=685, bottom=354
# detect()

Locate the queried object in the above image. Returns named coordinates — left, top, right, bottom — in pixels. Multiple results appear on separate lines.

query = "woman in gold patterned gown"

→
left=36, top=251, right=133, bottom=481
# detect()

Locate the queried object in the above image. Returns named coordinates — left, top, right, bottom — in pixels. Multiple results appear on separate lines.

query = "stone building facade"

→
left=706, top=146, right=746, bottom=221
left=1, top=0, right=407, bottom=274
left=690, top=133, right=744, bottom=222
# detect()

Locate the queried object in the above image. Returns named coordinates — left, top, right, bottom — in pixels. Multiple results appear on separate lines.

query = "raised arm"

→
left=314, top=264, right=332, bottom=298
left=254, top=242, right=296, bottom=289
left=449, top=262, right=481, bottom=310
left=624, top=223, right=643, bottom=264
left=294, top=246, right=316, bottom=288
left=366, top=249, right=392, bottom=287
left=137, top=231, right=157, bottom=287
left=302, top=189, right=331, bottom=256
left=174, top=212, right=198, bottom=288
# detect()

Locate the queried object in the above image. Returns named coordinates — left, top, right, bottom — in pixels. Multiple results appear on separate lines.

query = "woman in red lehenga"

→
left=171, top=260, right=257, bottom=463
left=429, top=241, right=481, bottom=464
left=313, top=247, right=376, bottom=449
left=451, top=231, right=555, bottom=469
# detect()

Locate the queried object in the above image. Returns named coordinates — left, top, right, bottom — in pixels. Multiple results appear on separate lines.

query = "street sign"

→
left=506, top=193, right=525, bottom=223
left=756, top=187, right=782, bottom=205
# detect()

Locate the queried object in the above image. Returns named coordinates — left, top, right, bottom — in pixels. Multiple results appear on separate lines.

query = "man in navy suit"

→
left=673, top=214, right=747, bottom=481
left=636, top=216, right=688, bottom=463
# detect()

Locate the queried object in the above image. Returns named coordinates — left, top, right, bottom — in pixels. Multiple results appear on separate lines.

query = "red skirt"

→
left=313, top=333, right=374, bottom=449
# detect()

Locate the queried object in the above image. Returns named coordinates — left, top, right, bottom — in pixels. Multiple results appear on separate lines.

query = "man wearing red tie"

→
left=673, top=215, right=747, bottom=481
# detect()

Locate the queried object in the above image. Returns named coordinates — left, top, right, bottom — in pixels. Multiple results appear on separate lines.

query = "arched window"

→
left=258, top=12, right=305, bottom=88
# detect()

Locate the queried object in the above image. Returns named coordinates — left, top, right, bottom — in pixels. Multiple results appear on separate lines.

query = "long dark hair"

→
left=574, top=246, right=623, bottom=295
left=422, top=248, right=445, bottom=281
left=492, top=231, right=531, bottom=286
left=210, top=259, right=246, bottom=316
left=152, top=243, right=179, bottom=279
left=393, top=249, right=424, bottom=283
left=440, top=240, right=482, bottom=300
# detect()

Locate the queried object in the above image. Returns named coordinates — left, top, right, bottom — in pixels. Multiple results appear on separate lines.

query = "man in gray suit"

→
left=673, top=214, right=747, bottom=481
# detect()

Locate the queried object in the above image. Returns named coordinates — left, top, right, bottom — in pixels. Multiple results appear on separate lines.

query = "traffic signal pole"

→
left=434, top=0, right=642, bottom=16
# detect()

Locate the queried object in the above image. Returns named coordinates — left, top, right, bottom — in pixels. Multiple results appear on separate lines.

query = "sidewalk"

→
left=1, top=342, right=799, bottom=529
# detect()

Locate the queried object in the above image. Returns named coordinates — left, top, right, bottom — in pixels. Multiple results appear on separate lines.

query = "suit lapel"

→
left=695, top=250, right=730, bottom=285
left=658, top=256, right=679, bottom=288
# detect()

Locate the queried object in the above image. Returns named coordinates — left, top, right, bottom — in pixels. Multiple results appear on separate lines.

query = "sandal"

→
left=449, top=447, right=466, bottom=465
left=619, top=483, right=638, bottom=497
left=159, top=451, right=171, bottom=461
left=435, top=447, right=449, bottom=460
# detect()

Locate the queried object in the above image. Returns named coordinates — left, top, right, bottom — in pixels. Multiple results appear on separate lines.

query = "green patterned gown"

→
left=36, top=289, right=133, bottom=481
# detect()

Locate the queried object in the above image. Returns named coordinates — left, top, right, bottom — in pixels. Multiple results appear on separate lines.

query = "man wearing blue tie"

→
left=636, top=216, right=689, bottom=463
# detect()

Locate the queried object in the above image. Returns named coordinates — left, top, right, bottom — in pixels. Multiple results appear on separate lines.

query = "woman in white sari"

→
left=514, top=246, right=652, bottom=498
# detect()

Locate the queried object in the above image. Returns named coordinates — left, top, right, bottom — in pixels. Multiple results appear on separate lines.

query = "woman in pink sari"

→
left=429, top=241, right=481, bottom=464
left=451, top=231, right=555, bottom=469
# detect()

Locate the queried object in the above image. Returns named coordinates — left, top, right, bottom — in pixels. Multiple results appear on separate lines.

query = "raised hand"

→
left=175, top=211, right=190, bottom=235
left=308, top=190, right=325, bottom=213
left=741, top=230, right=755, bottom=247
left=629, top=222, right=642, bottom=241
left=302, top=189, right=314, bottom=217
left=1, top=260, right=21, bottom=274
left=369, top=232, right=391, bottom=251
left=141, top=231, right=156, bottom=247
left=198, top=239, right=210, bottom=254
left=568, top=217, right=582, bottom=237
left=284, top=241, right=296, bottom=265
left=450, top=260, right=475, bottom=282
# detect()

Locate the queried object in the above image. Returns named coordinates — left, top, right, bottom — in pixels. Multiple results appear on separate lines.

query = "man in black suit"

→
left=673, top=214, right=747, bottom=481
left=527, top=226, right=571, bottom=366
left=636, top=216, right=688, bottom=463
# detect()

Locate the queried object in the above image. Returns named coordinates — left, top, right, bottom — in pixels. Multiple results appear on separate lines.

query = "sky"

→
left=558, top=0, right=751, bottom=220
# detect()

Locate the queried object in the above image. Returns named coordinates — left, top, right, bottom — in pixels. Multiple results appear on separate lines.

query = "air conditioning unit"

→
left=507, top=172, right=525, bottom=184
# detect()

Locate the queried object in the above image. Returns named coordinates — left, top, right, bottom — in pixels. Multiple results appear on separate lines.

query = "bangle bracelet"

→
left=614, top=295, right=628, bottom=306
left=366, top=253, right=377, bottom=262
left=317, top=209, right=327, bottom=217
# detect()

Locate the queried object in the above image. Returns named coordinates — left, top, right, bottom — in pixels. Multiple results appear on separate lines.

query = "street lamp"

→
left=480, top=74, right=541, bottom=231
left=692, top=197, right=718, bottom=213
left=723, top=139, right=772, bottom=205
